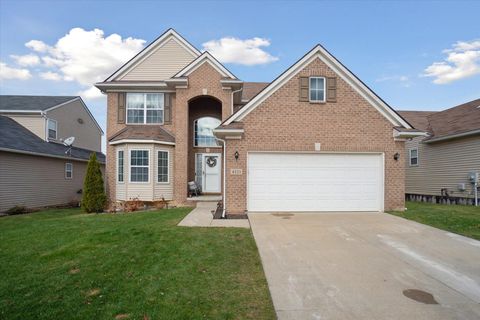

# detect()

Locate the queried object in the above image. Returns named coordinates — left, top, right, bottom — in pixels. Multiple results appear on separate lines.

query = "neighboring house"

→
left=399, top=99, right=480, bottom=204
left=95, top=28, right=423, bottom=216
left=0, top=96, right=105, bottom=212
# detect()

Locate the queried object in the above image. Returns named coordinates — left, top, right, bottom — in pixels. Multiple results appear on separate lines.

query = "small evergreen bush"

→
left=82, top=153, right=106, bottom=213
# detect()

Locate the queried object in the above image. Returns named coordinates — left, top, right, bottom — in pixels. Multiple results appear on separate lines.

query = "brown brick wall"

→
left=173, top=63, right=232, bottom=204
left=224, top=58, right=406, bottom=213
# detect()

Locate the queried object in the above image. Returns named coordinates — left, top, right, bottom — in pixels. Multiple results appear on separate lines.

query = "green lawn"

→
left=389, top=201, right=480, bottom=240
left=0, top=208, right=275, bottom=320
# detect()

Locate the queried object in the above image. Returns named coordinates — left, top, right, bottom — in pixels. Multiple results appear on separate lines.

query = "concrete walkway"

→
left=250, top=212, right=480, bottom=320
left=178, top=202, right=250, bottom=228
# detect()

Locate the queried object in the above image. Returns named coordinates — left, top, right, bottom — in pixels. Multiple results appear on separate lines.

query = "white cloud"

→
left=40, top=71, right=62, bottom=81
left=0, top=61, right=32, bottom=80
left=202, top=37, right=278, bottom=65
left=25, top=40, right=49, bottom=52
left=79, top=86, right=104, bottom=100
left=10, top=54, right=40, bottom=66
left=26, top=28, right=145, bottom=87
left=423, top=39, right=480, bottom=84
left=375, top=75, right=411, bottom=87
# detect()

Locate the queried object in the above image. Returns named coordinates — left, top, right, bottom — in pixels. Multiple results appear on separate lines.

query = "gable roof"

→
left=0, top=95, right=77, bottom=112
left=0, top=116, right=105, bottom=162
left=399, top=98, right=480, bottom=142
left=0, top=95, right=104, bottom=135
left=241, top=82, right=270, bottom=102
left=173, top=51, right=237, bottom=79
left=397, top=111, right=438, bottom=132
left=104, top=29, right=201, bottom=82
left=223, top=44, right=412, bottom=129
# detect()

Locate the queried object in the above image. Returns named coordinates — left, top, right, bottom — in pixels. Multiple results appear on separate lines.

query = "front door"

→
left=202, top=153, right=221, bottom=193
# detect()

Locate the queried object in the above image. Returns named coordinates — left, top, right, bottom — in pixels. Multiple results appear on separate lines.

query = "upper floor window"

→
left=309, top=77, right=325, bottom=102
left=127, top=93, right=164, bottom=124
left=194, top=117, right=221, bottom=147
left=409, top=148, right=418, bottom=166
left=65, top=163, right=73, bottom=179
left=48, top=119, right=57, bottom=140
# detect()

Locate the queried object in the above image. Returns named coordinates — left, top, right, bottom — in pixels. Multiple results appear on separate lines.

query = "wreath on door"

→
left=206, top=156, right=217, bottom=167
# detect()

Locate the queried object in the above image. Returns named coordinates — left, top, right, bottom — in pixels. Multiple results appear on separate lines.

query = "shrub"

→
left=123, top=197, right=144, bottom=212
left=82, top=153, right=106, bottom=213
left=6, top=205, right=29, bottom=215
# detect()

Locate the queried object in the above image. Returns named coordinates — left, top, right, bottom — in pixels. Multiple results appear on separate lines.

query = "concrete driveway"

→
left=249, top=212, right=480, bottom=320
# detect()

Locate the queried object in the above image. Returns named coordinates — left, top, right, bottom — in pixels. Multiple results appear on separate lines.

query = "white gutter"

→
left=231, top=87, right=243, bottom=115
left=0, top=147, right=104, bottom=163
left=216, top=137, right=227, bottom=218
left=109, top=139, right=175, bottom=146
left=424, top=129, right=480, bottom=143
left=0, top=110, right=43, bottom=114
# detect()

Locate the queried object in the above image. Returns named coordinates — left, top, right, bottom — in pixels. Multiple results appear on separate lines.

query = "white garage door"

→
left=248, top=153, right=383, bottom=212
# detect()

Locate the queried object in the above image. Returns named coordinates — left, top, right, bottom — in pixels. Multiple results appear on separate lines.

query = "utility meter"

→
left=469, top=171, right=479, bottom=183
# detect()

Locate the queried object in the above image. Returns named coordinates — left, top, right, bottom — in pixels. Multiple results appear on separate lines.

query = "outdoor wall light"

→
left=393, top=153, right=400, bottom=161
left=234, top=151, right=239, bottom=161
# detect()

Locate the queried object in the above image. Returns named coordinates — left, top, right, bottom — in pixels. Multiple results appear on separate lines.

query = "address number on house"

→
left=230, top=169, right=243, bottom=175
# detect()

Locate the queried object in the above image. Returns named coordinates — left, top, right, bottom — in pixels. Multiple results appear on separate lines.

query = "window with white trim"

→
left=130, top=150, right=149, bottom=182
left=48, top=119, right=57, bottom=139
left=126, top=93, right=164, bottom=124
left=409, top=148, right=418, bottom=166
left=194, top=117, right=221, bottom=147
left=309, top=77, right=326, bottom=102
left=157, top=151, right=169, bottom=183
left=65, top=163, right=73, bottom=179
left=117, top=150, right=124, bottom=182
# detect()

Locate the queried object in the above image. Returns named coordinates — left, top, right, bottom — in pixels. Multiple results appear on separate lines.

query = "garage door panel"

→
left=248, top=153, right=383, bottom=212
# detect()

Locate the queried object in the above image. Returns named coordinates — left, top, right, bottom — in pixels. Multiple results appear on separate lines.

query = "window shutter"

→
left=327, top=77, right=337, bottom=102
left=164, top=93, right=172, bottom=124
left=117, top=93, right=126, bottom=124
left=299, top=77, right=309, bottom=102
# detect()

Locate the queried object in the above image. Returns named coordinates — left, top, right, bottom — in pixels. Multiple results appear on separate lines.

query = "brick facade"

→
left=105, top=53, right=406, bottom=212
left=224, top=58, right=406, bottom=214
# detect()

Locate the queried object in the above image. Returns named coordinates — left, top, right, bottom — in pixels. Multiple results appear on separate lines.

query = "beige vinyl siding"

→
left=119, top=38, right=196, bottom=81
left=0, top=151, right=104, bottom=212
left=115, top=144, right=173, bottom=201
left=5, top=115, right=46, bottom=140
left=405, top=135, right=480, bottom=198
left=47, top=99, right=102, bottom=152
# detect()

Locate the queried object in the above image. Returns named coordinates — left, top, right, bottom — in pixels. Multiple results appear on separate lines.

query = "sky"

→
left=1, top=0, right=479, bottom=151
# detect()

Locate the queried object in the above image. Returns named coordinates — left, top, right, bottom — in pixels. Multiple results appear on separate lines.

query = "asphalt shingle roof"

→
left=0, top=95, right=77, bottom=111
left=0, top=116, right=105, bottom=162
left=399, top=98, right=480, bottom=141
left=109, top=125, right=175, bottom=143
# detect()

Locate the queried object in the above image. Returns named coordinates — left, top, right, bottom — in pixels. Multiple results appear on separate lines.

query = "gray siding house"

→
left=399, top=98, right=480, bottom=204
left=0, top=96, right=105, bottom=212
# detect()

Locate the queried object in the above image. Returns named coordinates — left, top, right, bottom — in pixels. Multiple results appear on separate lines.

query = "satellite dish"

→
left=63, top=136, right=75, bottom=146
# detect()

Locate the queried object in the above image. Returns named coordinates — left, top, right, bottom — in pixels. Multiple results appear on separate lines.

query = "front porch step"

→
left=186, top=195, right=222, bottom=202
left=195, top=201, right=218, bottom=209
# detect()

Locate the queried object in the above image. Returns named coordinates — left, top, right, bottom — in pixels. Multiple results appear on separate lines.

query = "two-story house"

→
left=0, top=95, right=105, bottom=212
left=96, top=29, right=424, bottom=216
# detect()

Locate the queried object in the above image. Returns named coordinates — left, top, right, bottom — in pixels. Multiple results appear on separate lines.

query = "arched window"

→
left=194, top=117, right=221, bottom=147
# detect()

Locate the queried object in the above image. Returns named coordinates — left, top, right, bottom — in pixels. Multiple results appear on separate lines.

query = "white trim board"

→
left=105, top=29, right=201, bottom=82
left=224, top=45, right=411, bottom=129
left=109, top=139, right=175, bottom=146
left=174, top=51, right=237, bottom=79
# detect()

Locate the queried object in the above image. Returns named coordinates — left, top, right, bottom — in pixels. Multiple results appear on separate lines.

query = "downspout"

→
left=231, top=87, right=243, bottom=115
left=216, top=137, right=227, bottom=218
